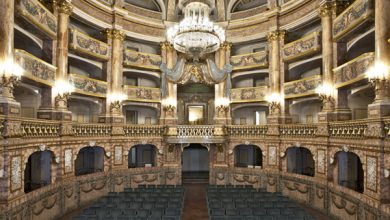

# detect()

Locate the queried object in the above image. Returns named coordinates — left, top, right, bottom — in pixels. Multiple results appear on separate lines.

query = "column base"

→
left=333, top=109, right=352, bottom=121
left=37, top=108, right=72, bottom=121
left=368, top=101, right=390, bottom=118
left=318, top=111, right=335, bottom=122
left=0, top=98, right=21, bottom=116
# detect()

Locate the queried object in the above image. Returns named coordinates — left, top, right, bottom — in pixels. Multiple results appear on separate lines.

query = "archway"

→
left=182, top=144, right=209, bottom=182
left=75, top=146, right=104, bottom=176
left=286, top=147, right=315, bottom=177
left=24, top=150, right=53, bottom=193
left=234, top=145, right=262, bottom=168
left=128, top=144, right=157, bottom=168
left=336, top=151, right=364, bottom=193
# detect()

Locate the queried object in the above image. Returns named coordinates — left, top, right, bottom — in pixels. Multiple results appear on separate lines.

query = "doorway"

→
left=182, top=144, right=209, bottom=182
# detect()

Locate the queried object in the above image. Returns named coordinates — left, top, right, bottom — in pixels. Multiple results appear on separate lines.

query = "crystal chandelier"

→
left=167, top=1, right=225, bottom=59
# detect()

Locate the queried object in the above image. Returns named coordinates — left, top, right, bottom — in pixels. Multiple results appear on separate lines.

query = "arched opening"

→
left=128, top=144, right=156, bottom=168
left=234, top=145, right=262, bottom=168
left=75, top=146, right=104, bottom=176
left=286, top=147, right=315, bottom=177
left=182, top=144, right=209, bottom=182
left=24, top=150, right=53, bottom=193
left=336, top=151, right=364, bottom=193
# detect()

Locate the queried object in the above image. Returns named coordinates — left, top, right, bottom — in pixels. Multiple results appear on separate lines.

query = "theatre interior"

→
left=1, top=0, right=390, bottom=219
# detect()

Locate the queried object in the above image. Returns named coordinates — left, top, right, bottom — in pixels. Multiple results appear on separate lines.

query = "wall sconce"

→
left=215, top=97, right=230, bottom=117
left=107, top=92, right=127, bottom=114
left=53, top=79, right=75, bottom=110
left=162, top=97, right=177, bottom=116
left=0, top=58, right=24, bottom=99
left=315, top=83, right=336, bottom=112
left=366, top=61, right=390, bottom=102
left=265, top=93, right=283, bottom=115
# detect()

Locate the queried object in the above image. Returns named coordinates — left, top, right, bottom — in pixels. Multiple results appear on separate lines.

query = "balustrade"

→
left=177, top=125, right=220, bottom=138
left=69, top=74, right=108, bottom=98
left=124, top=86, right=161, bottom=103
left=16, top=0, right=57, bottom=38
left=72, top=123, right=112, bottom=137
left=21, top=119, right=61, bottom=137
left=284, top=75, right=322, bottom=99
left=279, top=124, right=317, bottom=137
left=333, top=0, right=374, bottom=40
left=123, top=50, right=162, bottom=70
left=227, top=125, right=267, bottom=137
left=329, top=120, right=367, bottom=138
left=14, top=49, right=56, bottom=86
left=334, top=52, right=374, bottom=88
left=124, top=125, right=165, bottom=137
left=283, top=31, right=321, bottom=62
left=69, top=28, right=110, bottom=61
left=230, top=51, right=268, bottom=71
left=230, top=86, right=268, bottom=103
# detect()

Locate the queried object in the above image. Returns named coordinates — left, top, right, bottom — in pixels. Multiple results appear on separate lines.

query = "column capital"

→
left=56, top=0, right=73, bottom=15
left=267, top=30, right=286, bottom=42
left=220, top=42, right=232, bottom=51
left=104, top=29, right=126, bottom=41
left=318, top=2, right=333, bottom=18
left=160, top=41, right=173, bottom=51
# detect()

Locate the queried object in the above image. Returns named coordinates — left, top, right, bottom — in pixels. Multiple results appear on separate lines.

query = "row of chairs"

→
left=207, top=185, right=316, bottom=220
left=73, top=185, right=185, bottom=220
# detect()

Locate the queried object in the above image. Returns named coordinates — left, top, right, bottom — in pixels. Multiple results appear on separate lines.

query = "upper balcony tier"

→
left=16, top=0, right=57, bottom=39
left=123, top=50, right=162, bottom=71
left=283, top=31, right=321, bottom=63
left=124, top=85, right=161, bottom=103
left=334, top=52, right=374, bottom=88
left=333, top=0, right=374, bottom=41
left=230, top=86, right=267, bottom=103
left=69, top=74, right=108, bottom=98
left=14, top=49, right=56, bottom=86
left=69, top=29, right=110, bottom=61
left=284, top=75, right=322, bottom=99
left=230, top=51, right=268, bottom=71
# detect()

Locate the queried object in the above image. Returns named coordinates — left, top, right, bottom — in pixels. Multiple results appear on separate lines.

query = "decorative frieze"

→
left=16, top=0, right=57, bottom=38
left=69, top=29, right=109, bottom=61
left=14, top=49, right=56, bottom=86
left=230, top=51, right=268, bottom=71
left=69, top=74, right=108, bottom=98
left=333, top=0, right=374, bottom=40
left=124, top=86, right=161, bottom=103
left=283, top=31, right=321, bottom=62
left=230, top=86, right=268, bottom=103
left=334, top=52, right=374, bottom=88
left=123, top=50, right=162, bottom=70
left=284, top=75, right=322, bottom=99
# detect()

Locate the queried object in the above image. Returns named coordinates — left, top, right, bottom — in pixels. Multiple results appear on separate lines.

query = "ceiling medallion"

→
left=167, top=1, right=225, bottom=60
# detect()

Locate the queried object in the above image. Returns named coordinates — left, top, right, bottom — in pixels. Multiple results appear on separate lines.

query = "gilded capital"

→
left=267, top=30, right=286, bottom=42
left=318, top=2, right=333, bottom=18
left=105, top=29, right=126, bottom=41
left=160, top=41, right=173, bottom=51
left=56, top=0, right=73, bottom=15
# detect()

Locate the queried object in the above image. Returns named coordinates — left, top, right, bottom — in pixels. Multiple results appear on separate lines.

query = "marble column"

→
left=318, top=3, right=336, bottom=122
left=100, top=29, right=126, bottom=124
left=266, top=30, right=286, bottom=124
left=160, top=41, right=178, bottom=125
left=214, top=42, right=232, bottom=125
left=0, top=0, right=21, bottom=117
left=367, top=0, right=390, bottom=118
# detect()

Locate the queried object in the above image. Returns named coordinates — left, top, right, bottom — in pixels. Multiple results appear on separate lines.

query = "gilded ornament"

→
left=56, top=0, right=73, bottom=15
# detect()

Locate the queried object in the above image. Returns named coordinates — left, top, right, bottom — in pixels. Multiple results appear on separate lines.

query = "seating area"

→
left=73, top=185, right=185, bottom=220
left=207, top=185, right=316, bottom=220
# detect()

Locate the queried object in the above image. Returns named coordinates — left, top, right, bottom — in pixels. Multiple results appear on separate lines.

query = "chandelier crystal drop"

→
left=167, top=2, right=225, bottom=59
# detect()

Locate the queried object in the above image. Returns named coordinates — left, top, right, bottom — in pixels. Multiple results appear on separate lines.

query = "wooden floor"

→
left=182, top=183, right=209, bottom=220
